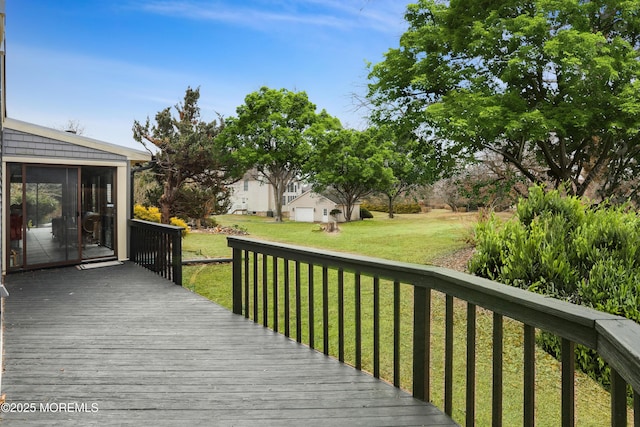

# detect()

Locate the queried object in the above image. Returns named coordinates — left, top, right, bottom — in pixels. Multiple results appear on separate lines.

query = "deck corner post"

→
left=232, top=247, right=243, bottom=315
left=413, top=286, right=428, bottom=401
left=172, top=228, right=183, bottom=286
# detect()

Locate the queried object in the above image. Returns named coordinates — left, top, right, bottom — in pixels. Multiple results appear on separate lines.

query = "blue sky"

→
left=5, top=1, right=408, bottom=150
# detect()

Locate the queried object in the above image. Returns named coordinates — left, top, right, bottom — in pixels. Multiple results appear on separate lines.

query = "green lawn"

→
left=182, top=211, right=627, bottom=426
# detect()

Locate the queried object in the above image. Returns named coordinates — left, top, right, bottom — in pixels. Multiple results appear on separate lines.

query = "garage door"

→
left=295, top=207, right=314, bottom=222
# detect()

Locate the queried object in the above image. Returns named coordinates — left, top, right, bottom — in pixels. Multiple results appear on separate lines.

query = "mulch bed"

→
left=428, top=246, right=475, bottom=273
left=190, top=226, right=249, bottom=235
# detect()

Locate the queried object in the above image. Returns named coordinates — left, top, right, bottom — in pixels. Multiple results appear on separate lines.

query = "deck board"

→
left=1, top=262, right=457, bottom=426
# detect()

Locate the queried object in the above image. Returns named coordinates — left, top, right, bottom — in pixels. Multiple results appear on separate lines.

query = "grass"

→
left=182, top=210, right=629, bottom=426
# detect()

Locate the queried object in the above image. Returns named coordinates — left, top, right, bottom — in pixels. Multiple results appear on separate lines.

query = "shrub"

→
left=360, top=207, right=374, bottom=219
left=134, top=205, right=161, bottom=222
left=202, top=217, right=218, bottom=228
left=361, top=202, right=421, bottom=214
left=134, top=205, right=189, bottom=237
left=469, top=185, right=640, bottom=392
left=169, top=217, right=190, bottom=237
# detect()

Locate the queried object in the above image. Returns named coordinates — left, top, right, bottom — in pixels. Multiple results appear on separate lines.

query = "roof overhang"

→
left=3, top=117, right=151, bottom=162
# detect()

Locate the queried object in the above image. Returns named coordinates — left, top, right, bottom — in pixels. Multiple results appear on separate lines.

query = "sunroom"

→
left=2, top=117, right=151, bottom=273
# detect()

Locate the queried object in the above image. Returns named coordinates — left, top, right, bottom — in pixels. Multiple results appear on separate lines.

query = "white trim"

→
left=3, top=117, right=151, bottom=161
left=116, top=165, right=128, bottom=261
left=3, top=156, right=129, bottom=167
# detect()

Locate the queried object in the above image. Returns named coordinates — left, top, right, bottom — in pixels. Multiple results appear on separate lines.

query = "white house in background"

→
left=287, top=190, right=361, bottom=223
left=227, top=172, right=305, bottom=217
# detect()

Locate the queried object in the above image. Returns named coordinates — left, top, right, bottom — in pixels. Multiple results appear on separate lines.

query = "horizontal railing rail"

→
left=228, top=236, right=640, bottom=426
left=129, top=219, right=183, bottom=285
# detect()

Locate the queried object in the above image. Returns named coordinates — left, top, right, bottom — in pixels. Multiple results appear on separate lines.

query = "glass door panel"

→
left=8, top=164, right=25, bottom=269
left=81, top=166, right=115, bottom=259
left=24, top=166, right=80, bottom=266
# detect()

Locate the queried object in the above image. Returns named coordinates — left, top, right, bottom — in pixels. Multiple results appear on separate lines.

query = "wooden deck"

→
left=1, top=262, right=456, bottom=426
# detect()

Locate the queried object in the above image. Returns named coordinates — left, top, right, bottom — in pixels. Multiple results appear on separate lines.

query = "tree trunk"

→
left=160, top=196, right=171, bottom=224
left=387, top=194, right=395, bottom=219
left=344, top=200, right=354, bottom=222
left=160, top=172, right=180, bottom=224
left=273, top=181, right=285, bottom=222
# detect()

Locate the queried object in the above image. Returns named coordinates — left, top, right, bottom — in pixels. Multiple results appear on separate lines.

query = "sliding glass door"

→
left=7, top=164, right=117, bottom=270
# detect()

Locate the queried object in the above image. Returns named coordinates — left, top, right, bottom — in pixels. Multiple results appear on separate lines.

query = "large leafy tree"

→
left=306, top=127, right=395, bottom=222
left=368, top=0, right=640, bottom=201
left=221, top=87, right=340, bottom=222
left=133, top=87, right=243, bottom=223
left=377, top=127, right=441, bottom=218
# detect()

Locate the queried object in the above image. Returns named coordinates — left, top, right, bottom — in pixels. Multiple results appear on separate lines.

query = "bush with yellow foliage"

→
left=133, top=205, right=189, bottom=237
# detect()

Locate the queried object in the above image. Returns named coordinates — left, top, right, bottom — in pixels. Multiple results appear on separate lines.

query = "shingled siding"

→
left=3, top=128, right=127, bottom=161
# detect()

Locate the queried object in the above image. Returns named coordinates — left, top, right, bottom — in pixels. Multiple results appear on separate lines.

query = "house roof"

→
left=3, top=117, right=152, bottom=162
left=289, top=189, right=357, bottom=206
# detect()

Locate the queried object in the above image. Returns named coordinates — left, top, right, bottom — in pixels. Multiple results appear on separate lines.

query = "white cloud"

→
left=132, top=0, right=405, bottom=33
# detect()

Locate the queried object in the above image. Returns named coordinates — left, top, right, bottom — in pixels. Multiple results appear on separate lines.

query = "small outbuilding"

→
left=287, top=191, right=361, bottom=223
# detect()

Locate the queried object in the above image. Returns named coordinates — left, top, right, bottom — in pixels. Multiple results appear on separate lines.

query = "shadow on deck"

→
left=1, top=262, right=456, bottom=426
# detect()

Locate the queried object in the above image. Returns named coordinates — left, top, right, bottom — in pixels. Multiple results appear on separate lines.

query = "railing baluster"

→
left=167, top=234, right=172, bottom=280
left=160, top=234, right=165, bottom=277
left=148, top=228, right=152, bottom=270
left=445, top=294, right=454, bottom=416
left=263, top=254, right=268, bottom=327
left=561, top=338, right=575, bottom=427
left=524, top=324, right=535, bottom=427
left=413, top=286, right=431, bottom=401
left=308, top=264, right=315, bottom=350
left=338, top=269, right=345, bottom=363
left=373, top=276, right=380, bottom=379
left=467, top=303, right=476, bottom=427
left=355, top=272, right=362, bottom=370
left=284, top=259, right=290, bottom=337
left=295, top=261, right=302, bottom=343
left=323, top=266, right=329, bottom=355
left=162, top=234, right=168, bottom=278
left=139, top=226, right=144, bottom=266
left=244, top=250, right=249, bottom=319
left=492, top=312, right=503, bottom=427
left=426, top=288, right=431, bottom=401
left=142, top=228, right=148, bottom=267
left=162, top=233, right=167, bottom=276
left=611, top=369, right=627, bottom=427
left=253, top=252, right=258, bottom=322
left=393, top=280, right=400, bottom=388
left=232, top=247, right=242, bottom=315
left=273, top=256, right=278, bottom=333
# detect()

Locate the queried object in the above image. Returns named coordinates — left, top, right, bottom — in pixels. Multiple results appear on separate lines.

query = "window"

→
left=243, top=179, right=249, bottom=191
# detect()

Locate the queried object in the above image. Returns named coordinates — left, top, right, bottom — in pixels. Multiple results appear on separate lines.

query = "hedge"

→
left=361, top=202, right=422, bottom=214
left=469, top=185, right=640, bottom=392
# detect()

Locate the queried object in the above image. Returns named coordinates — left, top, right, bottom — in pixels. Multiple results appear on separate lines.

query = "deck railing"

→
left=129, top=219, right=183, bottom=285
left=228, top=236, right=640, bottom=426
